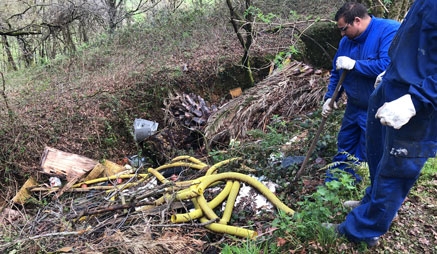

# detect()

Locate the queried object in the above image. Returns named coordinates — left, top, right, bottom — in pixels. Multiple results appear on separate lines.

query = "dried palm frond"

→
left=204, top=60, right=329, bottom=145
left=163, top=91, right=217, bottom=131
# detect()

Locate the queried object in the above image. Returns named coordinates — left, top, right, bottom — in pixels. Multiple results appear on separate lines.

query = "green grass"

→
left=421, top=157, right=437, bottom=177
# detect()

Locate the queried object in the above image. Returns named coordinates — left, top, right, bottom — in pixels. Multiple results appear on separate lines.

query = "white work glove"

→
left=374, top=71, right=385, bottom=88
left=375, top=94, right=416, bottom=129
left=322, top=98, right=338, bottom=118
left=336, top=56, right=356, bottom=70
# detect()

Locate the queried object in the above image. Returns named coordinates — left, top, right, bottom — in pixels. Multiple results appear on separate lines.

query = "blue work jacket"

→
left=325, top=17, right=400, bottom=109
left=383, top=0, right=437, bottom=114
left=380, top=0, right=437, bottom=157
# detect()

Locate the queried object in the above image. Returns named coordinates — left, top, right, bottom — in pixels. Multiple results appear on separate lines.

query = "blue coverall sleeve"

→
left=353, top=25, right=398, bottom=77
left=406, top=8, right=437, bottom=112
left=409, top=75, right=437, bottom=112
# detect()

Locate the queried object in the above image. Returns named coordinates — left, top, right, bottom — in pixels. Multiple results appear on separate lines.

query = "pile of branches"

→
left=204, top=60, right=329, bottom=145
left=0, top=161, right=213, bottom=253
left=0, top=195, right=206, bottom=253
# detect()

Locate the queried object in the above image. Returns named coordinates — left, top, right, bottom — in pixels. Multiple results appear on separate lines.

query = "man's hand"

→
left=336, top=56, right=356, bottom=70
left=322, top=98, right=338, bottom=118
left=374, top=71, right=385, bottom=88
left=375, top=94, right=416, bottom=129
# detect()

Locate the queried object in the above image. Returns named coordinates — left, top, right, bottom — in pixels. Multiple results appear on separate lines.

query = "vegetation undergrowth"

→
left=220, top=169, right=369, bottom=253
left=218, top=114, right=437, bottom=253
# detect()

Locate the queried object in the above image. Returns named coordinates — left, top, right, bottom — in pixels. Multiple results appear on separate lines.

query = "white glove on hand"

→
left=375, top=94, right=416, bottom=129
left=374, top=71, right=386, bottom=88
left=322, top=98, right=338, bottom=118
left=336, top=56, right=356, bottom=70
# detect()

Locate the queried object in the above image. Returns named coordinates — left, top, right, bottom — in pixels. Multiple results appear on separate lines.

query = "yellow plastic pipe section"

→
left=199, top=217, right=257, bottom=239
left=196, top=172, right=294, bottom=216
left=191, top=197, right=257, bottom=239
left=171, top=156, right=208, bottom=167
left=154, top=162, right=206, bottom=172
left=148, top=168, right=170, bottom=184
left=171, top=180, right=233, bottom=223
left=152, top=185, right=201, bottom=206
left=72, top=173, right=150, bottom=188
left=195, top=193, right=219, bottom=221
left=206, top=157, right=242, bottom=175
left=220, top=181, right=240, bottom=224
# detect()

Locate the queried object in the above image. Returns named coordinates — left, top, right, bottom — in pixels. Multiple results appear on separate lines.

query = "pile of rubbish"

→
left=2, top=146, right=294, bottom=253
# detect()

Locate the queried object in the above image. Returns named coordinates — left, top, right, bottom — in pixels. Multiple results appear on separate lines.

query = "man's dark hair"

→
left=335, top=2, right=369, bottom=24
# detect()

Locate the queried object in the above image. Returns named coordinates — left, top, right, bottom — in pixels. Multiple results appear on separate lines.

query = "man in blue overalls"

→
left=323, top=2, right=400, bottom=183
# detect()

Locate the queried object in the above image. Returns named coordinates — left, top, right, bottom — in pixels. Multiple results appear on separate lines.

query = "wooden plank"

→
left=40, top=146, right=98, bottom=181
left=12, top=176, right=38, bottom=204
left=52, top=175, right=81, bottom=200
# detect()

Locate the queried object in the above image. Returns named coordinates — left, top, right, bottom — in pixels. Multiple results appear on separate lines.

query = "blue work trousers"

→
left=326, top=103, right=367, bottom=182
left=338, top=84, right=437, bottom=243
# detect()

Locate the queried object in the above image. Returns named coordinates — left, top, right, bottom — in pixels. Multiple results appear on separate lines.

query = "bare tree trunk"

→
left=50, top=31, right=58, bottom=59
left=80, top=18, right=89, bottom=43
left=106, top=0, right=119, bottom=34
left=16, top=36, right=33, bottom=67
left=59, top=25, right=76, bottom=55
left=225, top=0, right=254, bottom=86
left=241, top=0, right=253, bottom=68
left=1, top=35, right=17, bottom=71
left=0, top=71, right=14, bottom=122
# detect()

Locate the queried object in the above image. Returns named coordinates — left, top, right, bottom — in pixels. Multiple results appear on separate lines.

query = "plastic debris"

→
left=133, top=118, right=158, bottom=142
left=128, top=155, right=147, bottom=168
left=49, top=177, right=62, bottom=187
left=281, top=156, right=306, bottom=169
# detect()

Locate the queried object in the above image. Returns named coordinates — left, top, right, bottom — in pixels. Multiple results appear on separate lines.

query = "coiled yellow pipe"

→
left=191, top=197, right=257, bottom=239
left=171, top=180, right=233, bottom=223
left=196, top=172, right=294, bottom=216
